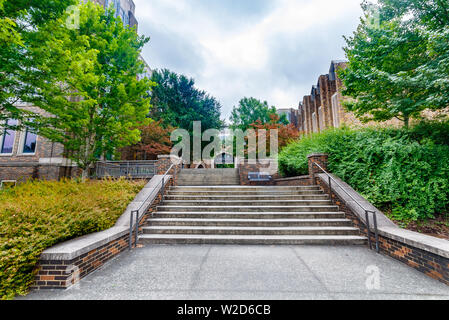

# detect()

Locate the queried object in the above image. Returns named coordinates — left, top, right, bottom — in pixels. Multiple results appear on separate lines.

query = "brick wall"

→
left=155, top=155, right=181, bottom=186
left=274, top=176, right=312, bottom=186
left=238, top=160, right=279, bottom=186
left=33, top=175, right=176, bottom=290
left=32, top=233, right=131, bottom=290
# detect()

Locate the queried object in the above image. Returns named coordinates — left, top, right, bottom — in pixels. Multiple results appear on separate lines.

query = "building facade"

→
left=0, top=0, right=149, bottom=185
left=93, top=0, right=138, bottom=29
left=298, top=60, right=355, bottom=134
left=276, top=108, right=300, bottom=129
left=296, top=60, right=421, bottom=135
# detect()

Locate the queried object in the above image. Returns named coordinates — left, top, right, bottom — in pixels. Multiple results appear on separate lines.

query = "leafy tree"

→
left=150, top=69, right=224, bottom=132
left=230, top=97, right=288, bottom=131
left=0, top=0, right=76, bottom=128
left=120, top=120, right=174, bottom=160
left=248, top=114, right=300, bottom=156
left=31, top=2, right=153, bottom=178
left=340, top=0, right=449, bottom=127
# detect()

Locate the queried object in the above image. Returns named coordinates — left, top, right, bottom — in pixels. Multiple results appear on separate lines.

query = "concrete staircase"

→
left=139, top=185, right=366, bottom=245
left=177, top=169, right=240, bottom=186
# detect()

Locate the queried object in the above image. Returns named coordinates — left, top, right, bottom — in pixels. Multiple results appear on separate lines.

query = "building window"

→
left=1, top=119, right=18, bottom=154
left=22, top=128, right=37, bottom=154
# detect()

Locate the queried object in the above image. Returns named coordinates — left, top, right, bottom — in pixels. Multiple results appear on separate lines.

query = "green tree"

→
left=340, top=0, right=449, bottom=127
left=149, top=69, right=224, bottom=132
left=0, top=0, right=76, bottom=128
left=31, top=2, right=153, bottom=178
left=230, top=97, right=288, bottom=130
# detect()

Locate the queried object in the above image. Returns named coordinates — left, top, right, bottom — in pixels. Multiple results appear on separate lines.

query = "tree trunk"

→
left=403, top=114, right=410, bottom=129
left=81, top=168, right=89, bottom=181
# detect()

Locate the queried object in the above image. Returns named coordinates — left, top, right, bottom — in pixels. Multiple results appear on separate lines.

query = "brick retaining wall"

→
left=32, top=233, right=131, bottom=290
left=308, top=153, right=449, bottom=286
left=274, top=176, right=312, bottom=186
left=238, top=159, right=279, bottom=186
left=32, top=175, right=175, bottom=290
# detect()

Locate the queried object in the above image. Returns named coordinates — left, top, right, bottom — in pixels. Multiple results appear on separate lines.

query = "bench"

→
left=248, top=172, right=272, bottom=182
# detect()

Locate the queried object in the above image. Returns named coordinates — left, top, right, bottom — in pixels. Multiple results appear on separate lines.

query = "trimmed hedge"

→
left=278, top=122, right=449, bottom=222
left=0, top=178, right=145, bottom=300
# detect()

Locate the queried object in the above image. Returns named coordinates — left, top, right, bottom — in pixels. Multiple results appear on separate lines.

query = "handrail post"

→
left=372, top=211, right=380, bottom=253
left=161, top=176, right=165, bottom=201
left=129, top=211, right=134, bottom=250
left=328, top=176, right=332, bottom=198
left=135, top=210, right=139, bottom=248
left=365, top=210, right=372, bottom=250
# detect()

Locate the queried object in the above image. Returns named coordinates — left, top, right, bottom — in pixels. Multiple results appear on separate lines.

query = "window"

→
left=22, top=128, right=37, bottom=154
left=1, top=119, right=18, bottom=154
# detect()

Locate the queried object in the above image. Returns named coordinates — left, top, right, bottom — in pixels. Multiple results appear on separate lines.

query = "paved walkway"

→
left=23, top=245, right=449, bottom=300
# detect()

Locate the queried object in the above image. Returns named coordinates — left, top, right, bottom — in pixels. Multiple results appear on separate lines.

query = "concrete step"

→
left=164, top=195, right=330, bottom=201
left=177, top=181, right=240, bottom=186
left=146, top=218, right=353, bottom=227
left=154, top=211, right=346, bottom=219
left=170, top=186, right=322, bottom=192
left=162, top=200, right=333, bottom=206
left=142, top=226, right=360, bottom=236
left=138, top=234, right=367, bottom=245
left=179, top=169, right=239, bottom=175
left=157, top=205, right=340, bottom=212
left=167, top=190, right=325, bottom=196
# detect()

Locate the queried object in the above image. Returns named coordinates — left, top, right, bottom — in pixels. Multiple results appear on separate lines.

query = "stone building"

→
left=0, top=0, right=149, bottom=185
left=276, top=108, right=300, bottom=129
left=93, top=0, right=138, bottom=29
left=298, top=60, right=359, bottom=134
left=296, top=60, right=436, bottom=135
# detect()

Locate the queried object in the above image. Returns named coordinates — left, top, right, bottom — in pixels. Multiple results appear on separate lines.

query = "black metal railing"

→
left=95, top=161, right=157, bottom=179
left=312, top=162, right=380, bottom=252
left=128, top=163, right=178, bottom=249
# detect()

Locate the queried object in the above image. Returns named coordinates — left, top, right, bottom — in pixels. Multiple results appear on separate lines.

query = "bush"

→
left=278, top=124, right=449, bottom=222
left=0, top=178, right=145, bottom=300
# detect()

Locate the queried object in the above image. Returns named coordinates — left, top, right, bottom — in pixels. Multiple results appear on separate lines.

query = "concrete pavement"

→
left=22, top=245, right=449, bottom=300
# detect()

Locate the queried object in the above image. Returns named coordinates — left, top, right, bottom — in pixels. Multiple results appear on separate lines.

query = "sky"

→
left=134, top=0, right=366, bottom=122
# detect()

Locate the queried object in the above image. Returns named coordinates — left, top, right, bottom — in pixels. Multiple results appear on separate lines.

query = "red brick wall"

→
left=33, top=175, right=176, bottom=290
left=238, top=160, right=279, bottom=186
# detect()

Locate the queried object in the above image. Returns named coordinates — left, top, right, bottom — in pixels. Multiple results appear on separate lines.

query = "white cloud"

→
left=134, top=0, right=364, bottom=120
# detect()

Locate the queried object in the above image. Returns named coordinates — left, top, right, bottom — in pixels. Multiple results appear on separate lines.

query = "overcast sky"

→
left=134, top=0, right=365, bottom=122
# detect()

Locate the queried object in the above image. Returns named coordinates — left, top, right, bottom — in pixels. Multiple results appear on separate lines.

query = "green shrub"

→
left=0, top=178, right=145, bottom=300
left=278, top=124, right=449, bottom=222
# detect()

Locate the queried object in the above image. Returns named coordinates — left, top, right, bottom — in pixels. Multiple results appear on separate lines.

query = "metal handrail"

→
left=312, top=162, right=380, bottom=252
left=128, top=162, right=179, bottom=249
left=96, top=160, right=157, bottom=179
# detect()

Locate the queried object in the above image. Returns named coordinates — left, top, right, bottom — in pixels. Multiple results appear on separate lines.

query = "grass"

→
left=0, top=178, right=145, bottom=300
